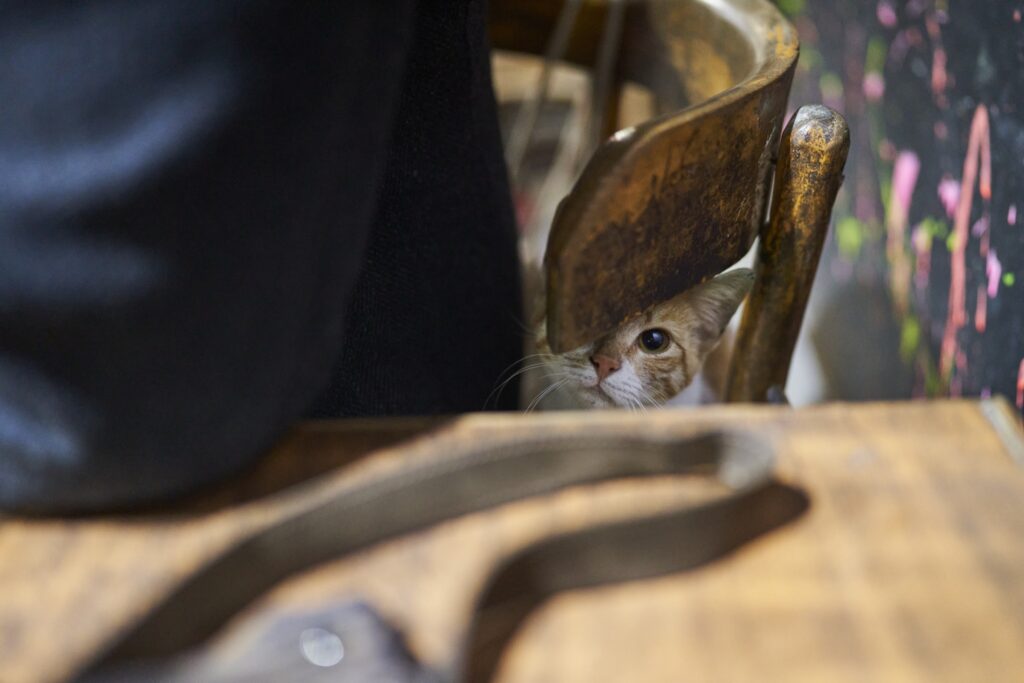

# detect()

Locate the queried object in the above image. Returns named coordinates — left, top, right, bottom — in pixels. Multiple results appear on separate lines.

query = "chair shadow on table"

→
left=462, top=480, right=810, bottom=683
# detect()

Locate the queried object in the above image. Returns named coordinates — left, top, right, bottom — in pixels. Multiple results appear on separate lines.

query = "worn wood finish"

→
left=491, top=0, right=799, bottom=352
left=2, top=400, right=1024, bottom=682
left=727, top=105, right=851, bottom=402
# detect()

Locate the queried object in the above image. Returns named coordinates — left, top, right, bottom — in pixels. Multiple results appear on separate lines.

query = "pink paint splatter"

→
left=972, top=215, right=990, bottom=238
left=975, top=285, right=987, bottom=333
left=877, top=1, right=898, bottom=28
left=912, top=223, right=932, bottom=292
left=932, top=47, right=948, bottom=98
left=1009, top=204, right=1017, bottom=225
left=938, top=176, right=960, bottom=218
left=934, top=121, right=948, bottom=139
left=941, top=105, right=991, bottom=381
left=889, top=31, right=911, bottom=66
left=1017, top=359, right=1024, bottom=411
left=950, top=350, right=966, bottom=393
left=892, top=151, right=921, bottom=210
left=926, top=15, right=949, bottom=107
left=1015, top=9, right=1022, bottom=22
left=911, top=224, right=930, bottom=254
left=888, top=151, right=921, bottom=313
left=863, top=72, right=885, bottom=101
left=878, top=138, right=897, bottom=161
left=987, top=249, right=1002, bottom=298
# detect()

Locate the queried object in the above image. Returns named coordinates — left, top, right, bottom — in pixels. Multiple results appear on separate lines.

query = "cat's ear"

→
left=685, top=268, right=755, bottom=358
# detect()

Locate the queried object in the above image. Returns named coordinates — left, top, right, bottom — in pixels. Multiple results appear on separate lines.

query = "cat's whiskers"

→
left=613, top=384, right=649, bottom=412
left=485, top=355, right=560, bottom=409
left=530, top=268, right=754, bottom=410
left=509, top=313, right=538, bottom=339
left=525, top=376, right=571, bottom=413
left=484, top=364, right=548, bottom=409
left=637, top=389, right=658, bottom=406
left=627, top=392, right=646, bottom=413
left=636, top=386, right=657, bottom=409
left=493, top=353, right=558, bottom=382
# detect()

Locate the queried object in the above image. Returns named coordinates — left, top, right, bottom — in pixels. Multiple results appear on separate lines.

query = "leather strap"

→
left=78, top=429, right=807, bottom=682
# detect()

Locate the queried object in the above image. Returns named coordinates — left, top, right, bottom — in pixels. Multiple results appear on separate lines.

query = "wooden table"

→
left=2, top=400, right=1024, bottom=683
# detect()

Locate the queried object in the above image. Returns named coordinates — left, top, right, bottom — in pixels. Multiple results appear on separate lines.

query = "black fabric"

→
left=308, top=0, right=522, bottom=417
left=0, top=0, right=521, bottom=512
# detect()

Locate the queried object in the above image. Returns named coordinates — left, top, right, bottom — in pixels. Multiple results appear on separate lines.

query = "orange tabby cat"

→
left=522, top=269, right=754, bottom=410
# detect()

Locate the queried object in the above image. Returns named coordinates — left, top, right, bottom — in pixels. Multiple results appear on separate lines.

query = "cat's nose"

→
left=590, top=354, right=621, bottom=382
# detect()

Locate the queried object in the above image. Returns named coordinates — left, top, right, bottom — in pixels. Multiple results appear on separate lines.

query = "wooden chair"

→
left=490, top=0, right=850, bottom=402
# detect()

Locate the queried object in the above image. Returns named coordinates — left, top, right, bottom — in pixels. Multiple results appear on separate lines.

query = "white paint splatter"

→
left=937, top=176, right=960, bottom=218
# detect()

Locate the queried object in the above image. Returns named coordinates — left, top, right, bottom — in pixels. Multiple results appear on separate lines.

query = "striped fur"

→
left=528, top=269, right=754, bottom=410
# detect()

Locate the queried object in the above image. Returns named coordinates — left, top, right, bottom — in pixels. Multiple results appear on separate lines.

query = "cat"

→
left=520, top=268, right=755, bottom=410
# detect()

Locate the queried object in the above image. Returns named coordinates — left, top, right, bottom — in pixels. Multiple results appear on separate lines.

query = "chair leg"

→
left=726, top=105, right=850, bottom=403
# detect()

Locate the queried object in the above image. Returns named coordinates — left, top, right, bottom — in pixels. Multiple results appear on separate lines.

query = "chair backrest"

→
left=491, top=0, right=849, bottom=402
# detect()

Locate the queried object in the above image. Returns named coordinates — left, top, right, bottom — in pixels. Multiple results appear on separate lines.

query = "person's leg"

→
left=309, top=0, right=523, bottom=417
left=0, top=0, right=417, bottom=511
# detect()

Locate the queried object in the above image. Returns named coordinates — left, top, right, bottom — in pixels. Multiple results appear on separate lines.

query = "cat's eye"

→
left=638, top=328, right=670, bottom=353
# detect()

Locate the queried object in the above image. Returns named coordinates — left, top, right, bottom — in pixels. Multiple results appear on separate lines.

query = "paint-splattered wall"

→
left=780, top=0, right=1024, bottom=416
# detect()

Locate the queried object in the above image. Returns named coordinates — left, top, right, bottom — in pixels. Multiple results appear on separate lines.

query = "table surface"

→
left=2, top=399, right=1024, bottom=683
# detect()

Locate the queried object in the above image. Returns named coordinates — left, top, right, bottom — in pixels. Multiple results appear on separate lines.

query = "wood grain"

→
left=2, top=400, right=1023, bottom=683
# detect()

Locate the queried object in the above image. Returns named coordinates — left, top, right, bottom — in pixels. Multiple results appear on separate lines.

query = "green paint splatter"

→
left=912, top=229, right=932, bottom=253
left=836, top=216, right=865, bottom=259
left=900, top=317, right=921, bottom=361
left=912, top=217, right=948, bottom=253
left=866, top=38, right=887, bottom=74
left=1004, top=272, right=1016, bottom=286
left=919, top=216, right=949, bottom=238
left=945, top=232, right=960, bottom=252
left=879, top=170, right=892, bottom=219
left=924, top=361, right=945, bottom=397
left=777, top=0, right=806, bottom=16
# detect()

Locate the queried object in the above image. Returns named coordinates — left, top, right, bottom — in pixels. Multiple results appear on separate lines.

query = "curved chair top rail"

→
left=490, top=0, right=798, bottom=352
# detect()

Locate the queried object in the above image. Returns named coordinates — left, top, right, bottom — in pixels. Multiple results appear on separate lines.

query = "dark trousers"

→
left=0, top=0, right=522, bottom=512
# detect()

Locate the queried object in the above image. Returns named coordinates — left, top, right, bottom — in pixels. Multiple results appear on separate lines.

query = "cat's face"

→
left=536, top=269, right=754, bottom=409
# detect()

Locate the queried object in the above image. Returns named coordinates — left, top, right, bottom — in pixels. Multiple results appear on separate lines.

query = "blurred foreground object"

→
left=2, top=400, right=1024, bottom=682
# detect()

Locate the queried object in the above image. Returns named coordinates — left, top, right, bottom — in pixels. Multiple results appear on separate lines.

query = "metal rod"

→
left=585, top=0, right=626, bottom=163
left=505, top=0, right=584, bottom=186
